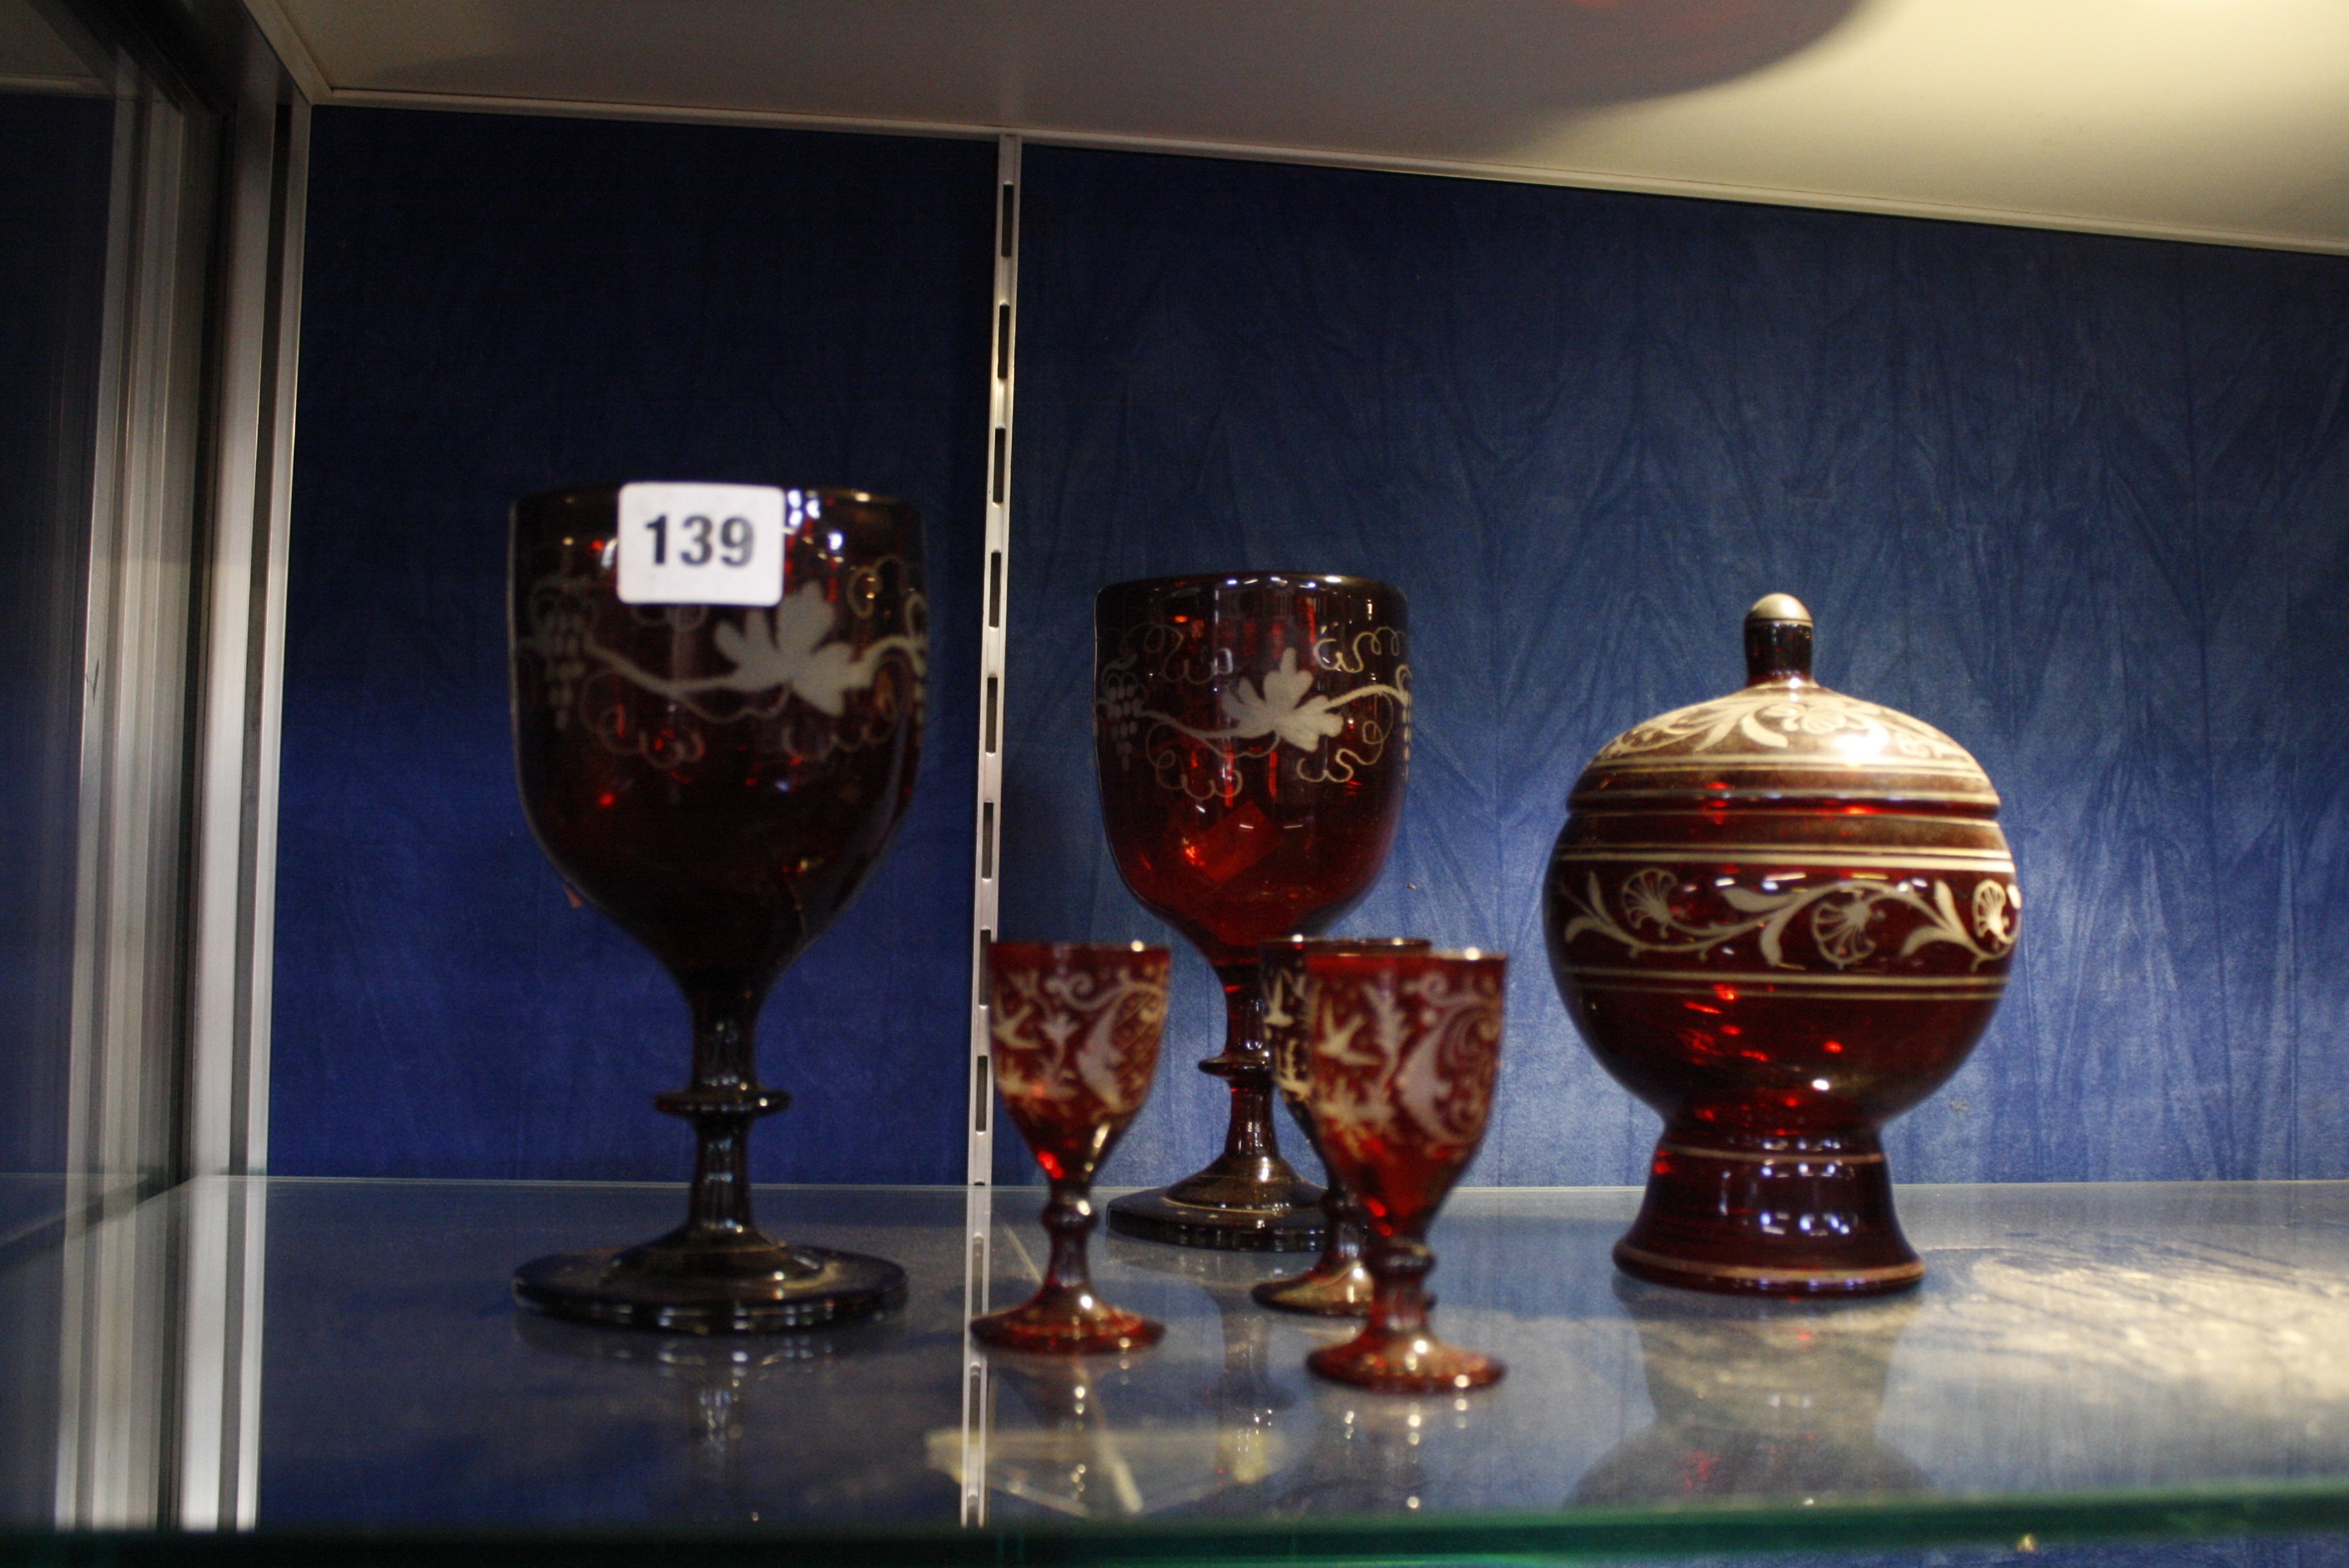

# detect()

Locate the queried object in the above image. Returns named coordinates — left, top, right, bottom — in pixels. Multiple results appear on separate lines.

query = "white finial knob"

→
left=1747, top=593, right=1812, bottom=625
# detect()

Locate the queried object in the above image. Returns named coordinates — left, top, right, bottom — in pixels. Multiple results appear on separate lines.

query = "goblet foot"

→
left=1252, top=1255, right=1376, bottom=1316
left=1613, top=1133, right=1924, bottom=1297
left=1308, top=1324, right=1504, bottom=1395
left=971, top=1292, right=1164, bottom=1355
left=1108, top=1163, right=1325, bottom=1253
left=514, top=1228, right=907, bottom=1333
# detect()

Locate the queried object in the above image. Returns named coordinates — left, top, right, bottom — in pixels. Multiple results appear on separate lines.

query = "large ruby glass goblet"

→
left=1252, top=937, right=1431, bottom=1316
left=975, top=941, right=1172, bottom=1354
left=1094, top=573, right=1410, bottom=1252
left=508, top=484, right=925, bottom=1331
left=1089, top=575, right=1400, bottom=1249
left=1302, top=949, right=1506, bottom=1394
left=1544, top=596, right=2019, bottom=1296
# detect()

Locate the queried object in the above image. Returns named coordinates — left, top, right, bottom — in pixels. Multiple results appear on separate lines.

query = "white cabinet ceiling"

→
left=245, top=0, right=2349, bottom=254
left=0, top=0, right=103, bottom=92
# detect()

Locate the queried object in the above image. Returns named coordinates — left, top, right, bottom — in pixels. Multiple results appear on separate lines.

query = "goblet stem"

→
left=686, top=1113, right=753, bottom=1239
left=1366, top=1235, right=1434, bottom=1341
left=1321, top=1184, right=1367, bottom=1271
left=1107, top=963, right=1325, bottom=1249
left=1193, top=964, right=1309, bottom=1186
left=1251, top=1138, right=1376, bottom=1314
left=655, top=980, right=789, bottom=1245
left=1040, top=1180, right=1099, bottom=1308
left=1202, top=965, right=1267, bottom=1072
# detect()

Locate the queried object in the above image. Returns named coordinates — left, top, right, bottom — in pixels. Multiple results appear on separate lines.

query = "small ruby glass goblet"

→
left=1252, top=937, right=1431, bottom=1316
left=1094, top=573, right=1410, bottom=1252
left=974, top=942, right=1172, bottom=1354
left=1302, top=948, right=1507, bottom=1394
left=508, top=483, right=925, bottom=1331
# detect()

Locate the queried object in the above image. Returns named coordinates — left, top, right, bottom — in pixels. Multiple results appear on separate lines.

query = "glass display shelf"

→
left=13, top=1177, right=2349, bottom=1563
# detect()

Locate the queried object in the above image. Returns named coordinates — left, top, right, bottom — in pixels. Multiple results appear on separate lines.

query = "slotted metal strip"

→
left=965, top=133, right=1019, bottom=1189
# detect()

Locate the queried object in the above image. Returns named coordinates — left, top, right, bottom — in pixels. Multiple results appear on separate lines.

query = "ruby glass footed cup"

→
left=508, top=483, right=925, bottom=1331
left=1544, top=596, right=2019, bottom=1296
left=1094, top=573, right=1410, bottom=1252
left=1252, top=937, right=1432, bottom=1316
left=974, top=942, right=1172, bottom=1354
left=1302, top=949, right=1507, bottom=1394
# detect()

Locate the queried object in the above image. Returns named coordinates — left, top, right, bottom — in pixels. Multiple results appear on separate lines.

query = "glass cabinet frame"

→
left=11, top=4, right=2348, bottom=1559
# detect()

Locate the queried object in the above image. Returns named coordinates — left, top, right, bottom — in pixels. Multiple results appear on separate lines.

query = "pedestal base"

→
left=1613, top=1134, right=1924, bottom=1298
left=972, top=1295, right=1164, bottom=1356
left=515, top=1231, right=907, bottom=1333
left=1252, top=1256, right=1376, bottom=1315
left=1107, top=1175, right=1325, bottom=1252
left=1307, top=1326, right=1505, bottom=1395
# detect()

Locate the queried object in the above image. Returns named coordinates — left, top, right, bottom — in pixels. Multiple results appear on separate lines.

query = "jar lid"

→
left=1569, top=596, right=1998, bottom=813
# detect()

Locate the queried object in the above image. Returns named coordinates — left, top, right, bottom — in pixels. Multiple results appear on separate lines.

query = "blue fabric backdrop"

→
left=275, top=118, right=2349, bottom=1189
left=999, top=146, right=2349, bottom=1189
left=273, top=109, right=993, bottom=1182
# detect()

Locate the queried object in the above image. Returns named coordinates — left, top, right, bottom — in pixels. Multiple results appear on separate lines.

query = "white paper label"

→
left=616, top=482, right=787, bottom=606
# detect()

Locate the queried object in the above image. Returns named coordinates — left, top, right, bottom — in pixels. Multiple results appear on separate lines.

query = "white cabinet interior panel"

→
left=245, top=0, right=2349, bottom=251
left=0, top=0, right=103, bottom=92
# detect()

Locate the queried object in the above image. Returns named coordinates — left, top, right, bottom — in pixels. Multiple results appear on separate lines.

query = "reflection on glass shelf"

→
left=1575, top=1279, right=1928, bottom=1505
left=511, top=1309, right=917, bottom=1525
left=929, top=1351, right=1270, bottom=1520
left=22, top=1179, right=2349, bottom=1555
left=258, top=1184, right=966, bottom=1529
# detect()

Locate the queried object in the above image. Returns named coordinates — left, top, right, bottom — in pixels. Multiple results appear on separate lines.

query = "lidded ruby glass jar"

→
left=1543, top=595, right=2019, bottom=1295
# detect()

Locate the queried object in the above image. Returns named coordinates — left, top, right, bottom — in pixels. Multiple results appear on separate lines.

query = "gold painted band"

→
left=1576, top=787, right=1993, bottom=807
left=1569, top=967, right=2007, bottom=993
left=1587, top=755, right=1984, bottom=775
left=1551, top=848, right=2015, bottom=868
left=1579, top=988, right=2006, bottom=1003
left=1656, top=1142, right=1887, bottom=1166
left=1614, top=1241, right=1924, bottom=1287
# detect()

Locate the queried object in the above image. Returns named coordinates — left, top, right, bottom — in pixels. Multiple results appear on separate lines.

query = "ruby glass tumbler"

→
left=507, top=483, right=925, bottom=1332
left=1252, top=936, right=1432, bottom=1316
left=1302, top=949, right=1507, bottom=1394
left=974, top=942, right=1173, bottom=1354
left=1094, top=573, right=1410, bottom=1252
